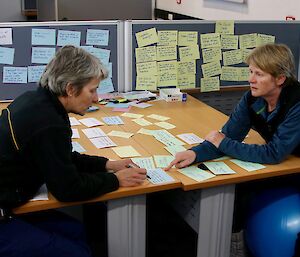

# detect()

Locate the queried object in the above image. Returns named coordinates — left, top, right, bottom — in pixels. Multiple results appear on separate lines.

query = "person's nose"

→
left=248, top=73, right=256, bottom=84
left=92, top=92, right=98, bottom=103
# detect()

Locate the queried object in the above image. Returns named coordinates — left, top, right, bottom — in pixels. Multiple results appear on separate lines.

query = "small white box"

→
left=159, top=88, right=184, bottom=102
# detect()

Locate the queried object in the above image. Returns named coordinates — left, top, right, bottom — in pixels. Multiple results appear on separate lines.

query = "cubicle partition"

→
left=0, top=20, right=123, bottom=101
left=124, top=20, right=300, bottom=91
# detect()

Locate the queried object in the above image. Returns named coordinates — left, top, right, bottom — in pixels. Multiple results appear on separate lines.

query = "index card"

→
left=86, top=29, right=109, bottom=46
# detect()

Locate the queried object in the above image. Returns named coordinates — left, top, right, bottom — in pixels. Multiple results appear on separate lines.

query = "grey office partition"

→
left=0, top=20, right=123, bottom=101
left=125, top=20, right=300, bottom=91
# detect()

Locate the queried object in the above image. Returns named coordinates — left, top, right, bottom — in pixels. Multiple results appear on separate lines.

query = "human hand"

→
left=106, top=159, right=136, bottom=172
left=115, top=167, right=147, bottom=187
left=205, top=130, right=225, bottom=148
left=164, top=150, right=196, bottom=171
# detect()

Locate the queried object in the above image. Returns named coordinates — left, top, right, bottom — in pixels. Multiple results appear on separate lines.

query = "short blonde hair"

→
left=246, top=43, right=296, bottom=81
left=40, top=45, right=108, bottom=96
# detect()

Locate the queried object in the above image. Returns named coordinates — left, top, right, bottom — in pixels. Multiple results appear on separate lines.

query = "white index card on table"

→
left=69, top=117, right=81, bottom=126
left=154, top=155, right=174, bottom=168
left=164, top=145, right=186, bottom=156
left=203, top=161, right=236, bottom=175
left=147, top=168, right=175, bottom=184
left=82, top=128, right=107, bottom=138
left=102, top=116, right=124, bottom=125
left=79, top=118, right=104, bottom=127
left=147, top=114, right=170, bottom=121
left=90, top=136, right=116, bottom=149
left=131, top=157, right=156, bottom=170
left=71, top=128, right=80, bottom=139
left=177, top=133, right=204, bottom=144
left=72, top=142, right=86, bottom=153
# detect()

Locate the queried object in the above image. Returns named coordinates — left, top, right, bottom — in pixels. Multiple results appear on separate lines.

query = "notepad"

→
left=112, top=146, right=141, bottom=158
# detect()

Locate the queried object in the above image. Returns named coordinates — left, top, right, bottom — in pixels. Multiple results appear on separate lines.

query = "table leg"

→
left=107, top=195, right=146, bottom=257
left=197, top=184, right=235, bottom=257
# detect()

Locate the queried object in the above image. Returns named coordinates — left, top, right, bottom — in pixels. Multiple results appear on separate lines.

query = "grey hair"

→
left=40, top=45, right=108, bottom=96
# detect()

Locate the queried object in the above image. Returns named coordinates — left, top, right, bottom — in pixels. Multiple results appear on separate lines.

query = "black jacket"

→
left=0, top=87, right=119, bottom=209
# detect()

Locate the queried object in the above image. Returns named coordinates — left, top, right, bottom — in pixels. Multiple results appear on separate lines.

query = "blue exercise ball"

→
left=245, top=187, right=300, bottom=257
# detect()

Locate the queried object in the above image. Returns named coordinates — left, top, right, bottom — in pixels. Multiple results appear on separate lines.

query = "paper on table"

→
left=137, top=128, right=156, bottom=136
left=121, top=113, right=144, bottom=119
left=164, top=145, right=186, bottom=156
left=112, top=146, right=141, bottom=158
left=230, top=159, right=266, bottom=172
left=178, top=166, right=216, bottom=182
left=177, top=133, right=204, bottom=144
left=79, top=118, right=104, bottom=127
left=203, top=161, right=236, bottom=175
left=154, top=155, right=174, bottom=168
left=155, top=121, right=176, bottom=130
left=30, top=184, right=49, bottom=201
left=147, top=114, right=170, bottom=121
left=133, top=118, right=153, bottom=126
left=107, top=130, right=133, bottom=139
left=72, top=142, right=86, bottom=153
left=71, top=128, right=80, bottom=139
left=131, top=157, right=156, bottom=170
left=147, top=168, right=175, bottom=184
left=90, top=136, right=116, bottom=149
left=102, top=116, right=124, bottom=125
left=82, top=127, right=107, bottom=138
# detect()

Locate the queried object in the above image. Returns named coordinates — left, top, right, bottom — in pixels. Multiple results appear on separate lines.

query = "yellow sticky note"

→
left=157, top=45, right=177, bottom=61
left=238, top=67, right=250, bottom=81
left=178, top=74, right=195, bottom=89
left=121, top=113, right=144, bottom=119
left=223, top=49, right=243, bottom=66
left=221, top=35, right=239, bottom=49
left=136, top=61, right=157, bottom=76
left=158, top=73, right=178, bottom=87
left=157, top=60, right=178, bottom=74
left=155, top=121, right=176, bottom=130
left=201, top=61, right=222, bottom=78
left=177, top=60, right=196, bottom=74
left=200, top=33, right=221, bottom=49
left=202, top=47, right=222, bottom=63
left=107, top=130, right=134, bottom=139
left=133, top=118, right=153, bottom=126
left=221, top=66, right=240, bottom=81
left=179, top=45, right=200, bottom=61
left=136, top=75, right=157, bottom=91
left=112, top=146, right=141, bottom=158
left=158, top=30, right=178, bottom=45
left=215, top=20, right=234, bottom=35
left=136, top=28, right=158, bottom=47
left=147, top=114, right=170, bottom=121
left=135, top=46, right=157, bottom=63
left=241, top=48, right=253, bottom=62
left=201, top=77, right=220, bottom=92
left=257, top=34, right=275, bottom=46
left=239, top=33, right=257, bottom=49
left=178, top=31, right=198, bottom=46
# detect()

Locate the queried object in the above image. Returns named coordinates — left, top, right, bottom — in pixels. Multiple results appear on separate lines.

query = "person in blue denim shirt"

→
left=166, top=43, right=300, bottom=170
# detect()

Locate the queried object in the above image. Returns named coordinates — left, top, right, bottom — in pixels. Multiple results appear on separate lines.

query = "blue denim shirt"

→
left=191, top=91, right=300, bottom=164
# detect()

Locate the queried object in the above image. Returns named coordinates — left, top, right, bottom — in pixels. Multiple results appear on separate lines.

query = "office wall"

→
left=156, top=0, right=300, bottom=20
left=58, top=0, right=152, bottom=20
left=0, top=0, right=26, bottom=22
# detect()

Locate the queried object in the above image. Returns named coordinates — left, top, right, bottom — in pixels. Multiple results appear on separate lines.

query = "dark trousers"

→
left=0, top=210, right=92, bottom=257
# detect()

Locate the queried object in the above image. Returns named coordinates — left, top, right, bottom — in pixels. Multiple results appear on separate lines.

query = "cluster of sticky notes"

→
left=0, top=27, right=114, bottom=92
left=200, top=21, right=275, bottom=92
left=135, top=28, right=197, bottom=91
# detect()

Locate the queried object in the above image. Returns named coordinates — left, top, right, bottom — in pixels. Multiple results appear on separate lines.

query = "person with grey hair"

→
left=0, top=45, right=146, bottom=257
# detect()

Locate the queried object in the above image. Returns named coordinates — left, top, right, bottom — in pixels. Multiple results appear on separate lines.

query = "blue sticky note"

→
left=57, top=30, right=81, bottom=46
left=31, top=47, right=56, bottom=64
left=89, top=47, right=110, bottom=64
left=0, top=47, right=15, bottom=65
left=32, top=28, right=56, bottom=46
left=105, top=102, right=130, bottom=108
left=86, top=29, right=109, bottom=46
left=28, top=65, right=46, bottom=82
left=3, top=66, right=28, bottom=84
left=107, top=62, right=112, bottom=78
left=97, top=78, right=114, bottom=94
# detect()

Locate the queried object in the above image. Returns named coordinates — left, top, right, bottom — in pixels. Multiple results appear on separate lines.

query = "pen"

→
left=126, top=164, right=151, bottom=179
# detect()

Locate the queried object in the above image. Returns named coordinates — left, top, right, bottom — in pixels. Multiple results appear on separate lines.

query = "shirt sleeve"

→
left=219, top=102, right=300, bottom=164
left=26, top=126, right=119, bottom=202
left=190, top=92, right=252, bottom=163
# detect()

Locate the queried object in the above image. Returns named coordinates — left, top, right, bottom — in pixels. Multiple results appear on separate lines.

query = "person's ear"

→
left=276, top=74, right=286, bottom=87
left=65, top=83, right=76, bottom=97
